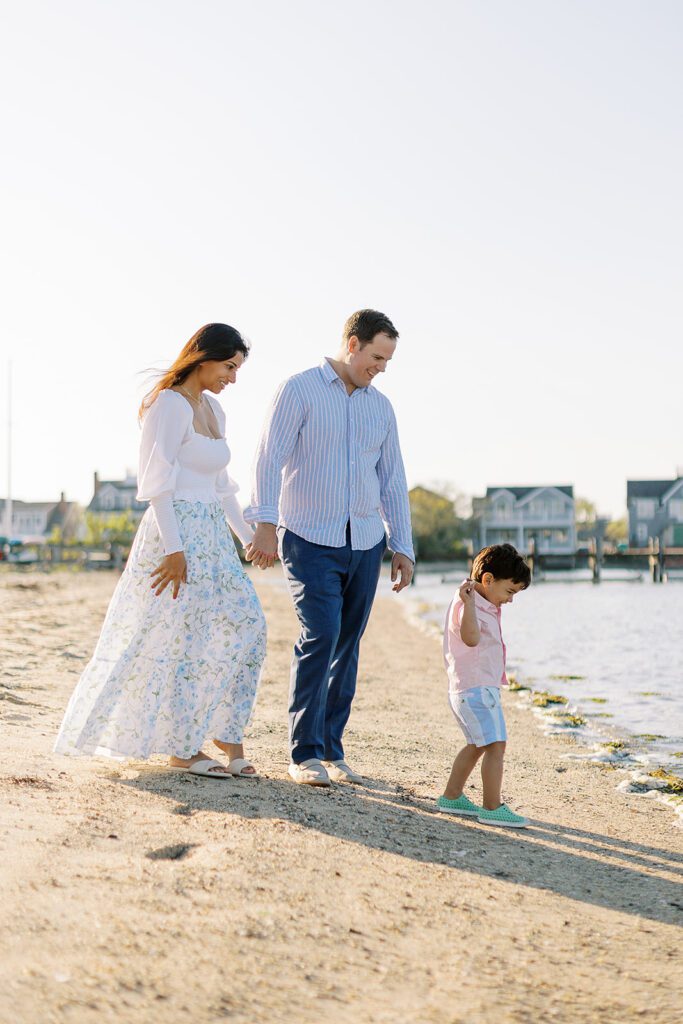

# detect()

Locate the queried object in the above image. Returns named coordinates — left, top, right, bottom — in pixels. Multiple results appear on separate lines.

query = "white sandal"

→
left=182, top=758, right=232, bottom=779
left=225, top=757, right=260, bottom=779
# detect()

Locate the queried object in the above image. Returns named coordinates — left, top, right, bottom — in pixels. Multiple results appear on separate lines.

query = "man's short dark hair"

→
left=343, top=309, right=399, bottom=347
left=471, top=543, right=531, bottom=588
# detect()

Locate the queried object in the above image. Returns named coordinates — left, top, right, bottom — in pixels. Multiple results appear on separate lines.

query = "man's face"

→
left=346, top=332, right=397, bottom=388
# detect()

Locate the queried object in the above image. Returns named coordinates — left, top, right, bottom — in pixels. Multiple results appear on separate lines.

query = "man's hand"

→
left=245, top=523, right=278, bottom=570
left=150, top=551, right=187, bottom=599
left=391, top=553, right=414, bottom=593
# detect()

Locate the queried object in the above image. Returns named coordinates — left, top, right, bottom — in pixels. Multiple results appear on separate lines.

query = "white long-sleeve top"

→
left=136, top=389, right=253, bottom=554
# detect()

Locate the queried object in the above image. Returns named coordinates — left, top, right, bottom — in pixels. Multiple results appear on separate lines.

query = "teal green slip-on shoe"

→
left=436, top=794, right=482, bottom=816
left=477, top=803, right=528, bottom=828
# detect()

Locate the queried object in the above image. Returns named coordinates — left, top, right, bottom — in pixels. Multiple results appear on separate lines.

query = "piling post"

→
left=588, top=537, right=600, bottom=583
left=112, top=544, right=123, bottom=572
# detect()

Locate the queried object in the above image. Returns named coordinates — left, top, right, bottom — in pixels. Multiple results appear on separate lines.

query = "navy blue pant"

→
left=278, top=527, right=386, bottom=764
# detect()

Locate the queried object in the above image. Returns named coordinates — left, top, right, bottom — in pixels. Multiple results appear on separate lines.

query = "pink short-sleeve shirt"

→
left=443, top=583, right=508, bottom=694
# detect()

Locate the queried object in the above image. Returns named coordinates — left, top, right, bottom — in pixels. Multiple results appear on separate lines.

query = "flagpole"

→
left=4, top=361, right=11, bottom=539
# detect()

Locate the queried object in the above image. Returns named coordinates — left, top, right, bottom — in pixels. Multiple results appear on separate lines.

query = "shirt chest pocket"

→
left=355, top=419, right=387, bottom=456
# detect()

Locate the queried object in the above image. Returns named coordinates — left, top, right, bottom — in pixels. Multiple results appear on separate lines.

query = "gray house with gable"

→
left=472, top=485, right=576, bottom=555
left=627, top=477, right=683, bottom=547
left=88, top=472, right=146, bottom=520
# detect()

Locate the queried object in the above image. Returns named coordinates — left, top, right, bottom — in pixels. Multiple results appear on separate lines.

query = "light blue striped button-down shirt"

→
left=244, top=359, right=414, bottom=559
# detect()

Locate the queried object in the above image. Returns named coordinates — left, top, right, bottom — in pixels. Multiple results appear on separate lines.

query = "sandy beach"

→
left=1, top=569, right=681, bottom=1024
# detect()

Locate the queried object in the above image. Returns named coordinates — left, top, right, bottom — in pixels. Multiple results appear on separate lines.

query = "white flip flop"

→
left=225, top=757, right=260, bottom=779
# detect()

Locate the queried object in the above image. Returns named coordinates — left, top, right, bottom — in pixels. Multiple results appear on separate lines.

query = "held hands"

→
left=459, top=579, right=476, bottom=604
left=391, top=553, right=414, bottom=593
left=150, top=551, right=187, bottom=600
left=245, top=523, right=278, bottom=571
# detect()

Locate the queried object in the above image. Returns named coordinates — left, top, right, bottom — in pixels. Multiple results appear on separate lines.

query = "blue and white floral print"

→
left=54, top=501, right=266, bottom=759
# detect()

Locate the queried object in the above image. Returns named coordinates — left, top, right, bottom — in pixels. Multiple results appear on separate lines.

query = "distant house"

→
left=88, top=472, right=146, bottom=520
left=471, top=486, right=576, bottom=555
left=627, top=477, right=683, bottom=547
left=0, top=494, right=82, bottom=542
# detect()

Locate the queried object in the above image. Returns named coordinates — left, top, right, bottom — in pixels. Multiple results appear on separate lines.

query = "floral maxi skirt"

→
left=54, top=501, right=267, bottom=760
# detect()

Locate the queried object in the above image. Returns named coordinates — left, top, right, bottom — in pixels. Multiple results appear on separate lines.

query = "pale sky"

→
left=1, top=0, right=681, bottom=519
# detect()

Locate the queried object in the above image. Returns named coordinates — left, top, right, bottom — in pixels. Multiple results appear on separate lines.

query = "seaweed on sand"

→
left=550, top=713, right=587, bottom=728
left=648, top=769, right=683, bottom=794
left=532, top=691, right=569, bottom=708
left=508, top=679, right=530, bottom=692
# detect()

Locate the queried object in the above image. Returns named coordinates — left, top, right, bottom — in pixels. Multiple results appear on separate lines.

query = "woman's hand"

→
left=150, top=551, right=187, bottom=599
left=245, top=523, right=278, bottom=570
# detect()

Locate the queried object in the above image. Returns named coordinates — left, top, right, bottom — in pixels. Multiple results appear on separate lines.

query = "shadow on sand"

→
left=115, top=768, right=683, bottom=927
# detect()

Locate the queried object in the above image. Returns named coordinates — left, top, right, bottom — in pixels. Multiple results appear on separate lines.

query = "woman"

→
left=54, top=323, right=268, bottom=778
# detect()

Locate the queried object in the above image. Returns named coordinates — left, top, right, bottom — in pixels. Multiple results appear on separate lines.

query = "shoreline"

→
left=400, top=595, right=683, bottom=828
left=401, top=598, right=683, bottom=827
left=1, top=569, right=682, bottom=1023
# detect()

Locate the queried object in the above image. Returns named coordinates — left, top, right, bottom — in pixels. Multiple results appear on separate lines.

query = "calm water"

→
left=398, top=571, right=683, bottom=777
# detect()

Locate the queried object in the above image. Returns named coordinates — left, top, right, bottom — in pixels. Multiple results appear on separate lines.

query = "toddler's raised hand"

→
left=459, top=579, right=476, bottom=604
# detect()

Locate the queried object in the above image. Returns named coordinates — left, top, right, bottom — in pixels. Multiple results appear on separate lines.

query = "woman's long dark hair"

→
left=139, top=323, right=249, bottom=419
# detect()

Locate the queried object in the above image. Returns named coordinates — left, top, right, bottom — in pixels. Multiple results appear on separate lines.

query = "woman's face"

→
left=198, top=351, right=245, bottom=394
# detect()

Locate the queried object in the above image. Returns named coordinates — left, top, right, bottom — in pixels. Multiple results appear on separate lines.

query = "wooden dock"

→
left=526, top=538, right=683, bottom=583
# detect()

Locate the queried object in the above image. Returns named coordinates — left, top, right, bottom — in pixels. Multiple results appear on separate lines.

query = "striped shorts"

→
left=449, top=685, right=507, bottom=747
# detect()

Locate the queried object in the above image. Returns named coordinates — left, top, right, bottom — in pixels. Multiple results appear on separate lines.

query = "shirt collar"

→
left=319, top=358, right=340, bottom=385
left=319, top=358, right=369, bottom=393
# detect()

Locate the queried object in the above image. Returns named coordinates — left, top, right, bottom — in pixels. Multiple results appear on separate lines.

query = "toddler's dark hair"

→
left=470, top=543, right=531, bottom=588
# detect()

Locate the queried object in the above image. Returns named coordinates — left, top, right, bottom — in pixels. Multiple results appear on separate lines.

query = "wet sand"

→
left=0, top=569, right=681, bottom=1023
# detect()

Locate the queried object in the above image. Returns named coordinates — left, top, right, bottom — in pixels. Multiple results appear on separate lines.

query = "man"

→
left=244, top=309, right=414, bottom=787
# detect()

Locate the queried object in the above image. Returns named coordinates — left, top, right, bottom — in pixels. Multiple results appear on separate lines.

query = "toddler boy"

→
left=437, top=543, right=531, bottom=828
